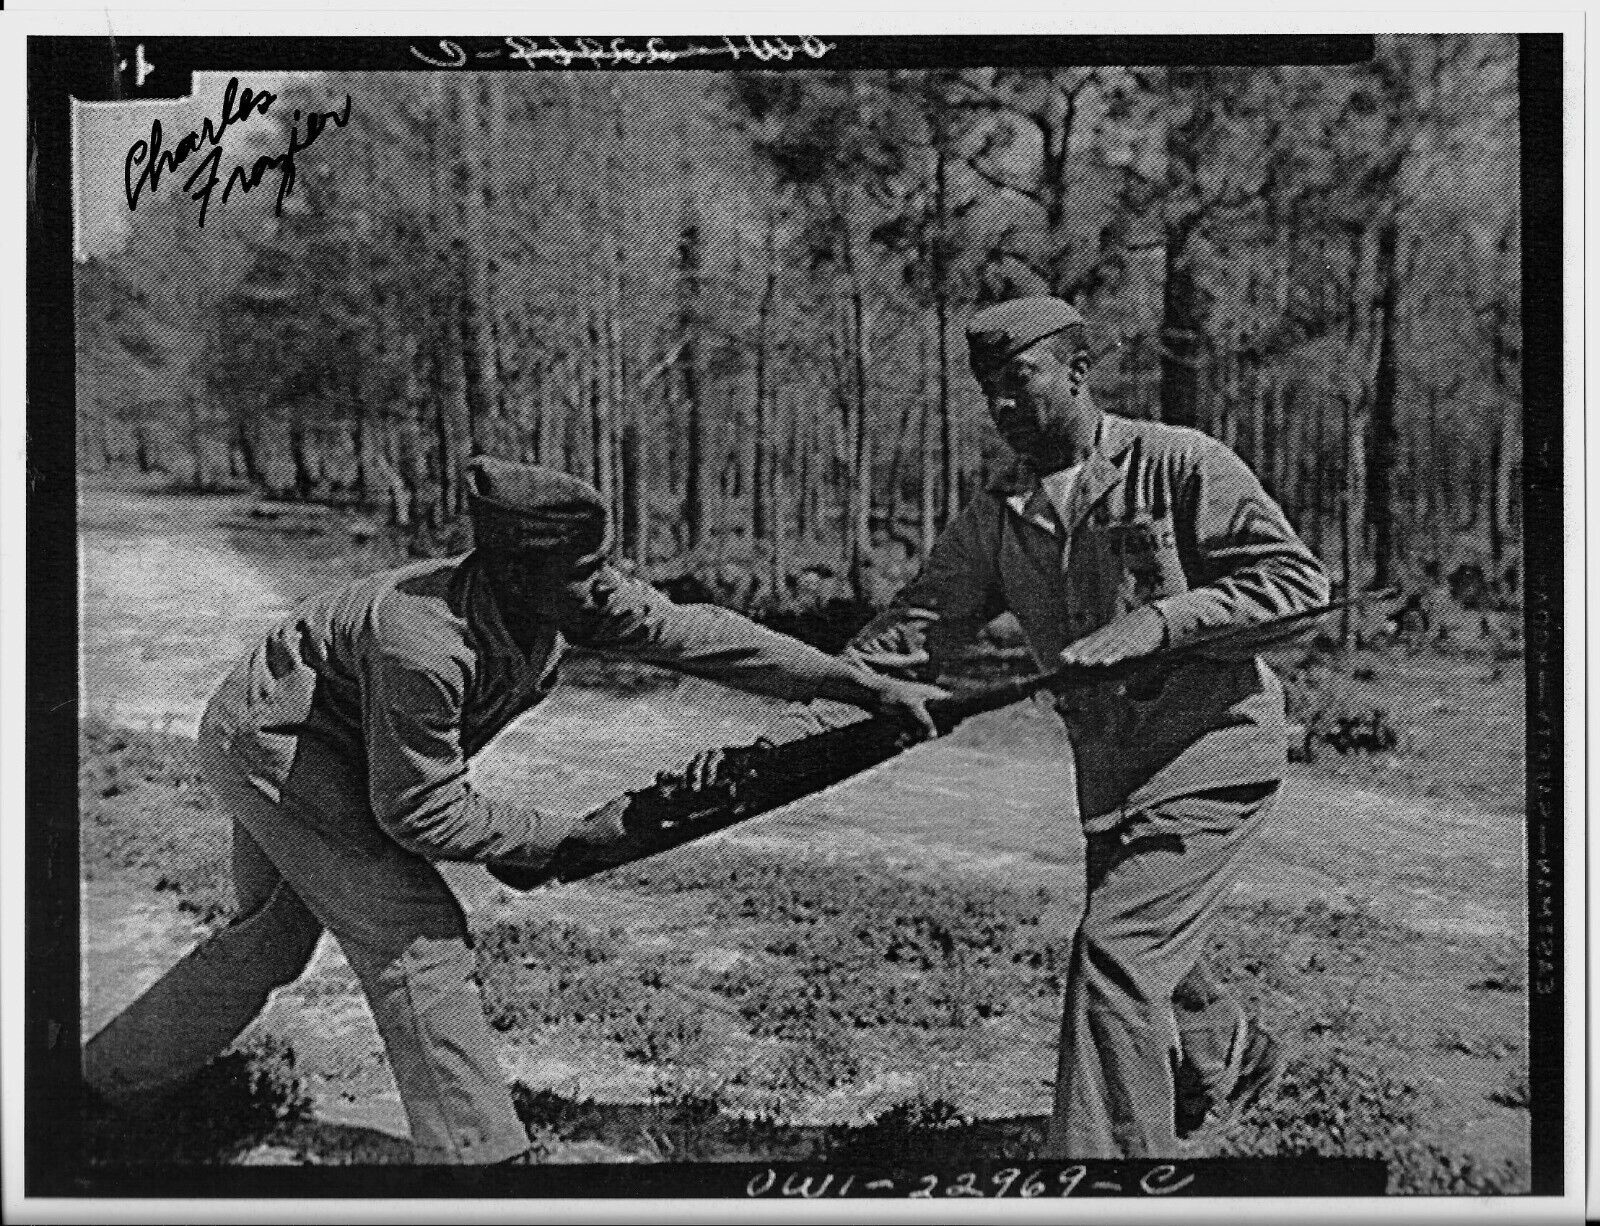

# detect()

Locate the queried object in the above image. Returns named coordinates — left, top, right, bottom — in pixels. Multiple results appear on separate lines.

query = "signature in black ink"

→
left=181, top=96, right=353, bottom=227
left=123, top=76, right=354, bottom=228
left=410, top=34, right=834, bottom=70
left=124, top=76, right=275, bottom=212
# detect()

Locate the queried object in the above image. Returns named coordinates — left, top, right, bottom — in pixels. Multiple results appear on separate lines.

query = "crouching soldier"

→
left=84, top=458, right=945, bottom=1165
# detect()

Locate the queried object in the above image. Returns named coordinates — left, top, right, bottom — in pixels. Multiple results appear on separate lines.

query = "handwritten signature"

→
left=410, top=35, right=835, bottom=70
left=124, top=76, right=354, bottom=228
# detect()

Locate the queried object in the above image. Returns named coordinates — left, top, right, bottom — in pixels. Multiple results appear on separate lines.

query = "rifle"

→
left=491, top=594, right=1389, bottom=890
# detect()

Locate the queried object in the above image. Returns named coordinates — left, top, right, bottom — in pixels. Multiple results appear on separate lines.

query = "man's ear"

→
left=1068, top=349, right=1093, bottom=391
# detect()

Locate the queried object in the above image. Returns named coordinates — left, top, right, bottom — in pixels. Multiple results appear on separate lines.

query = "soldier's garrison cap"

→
left=966, top=296, right=1086, bottom=381
left=465, top=457, right=609, bottom=564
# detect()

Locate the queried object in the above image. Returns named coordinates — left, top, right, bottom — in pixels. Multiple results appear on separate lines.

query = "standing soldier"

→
left=84, top=457, right=945, bottom=1166
left=843, top=297, right=1330, bottom=1157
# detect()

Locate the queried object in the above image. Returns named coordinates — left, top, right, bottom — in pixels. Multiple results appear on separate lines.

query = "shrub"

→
left=474, top=919, right=624, bottom=968
left=1315, top=708, right=1401, bottom=755
left=85, top=1034, right=311, bottom=1164
left=1389, top=1142, right=1531, bottom=1194
left=766, top=1027, right=866, bottom=1095
left=1434, top=1029, right=1521, bottom=1060
left=609, top=995, right=711, bottom=1066
left=828, top=1096, right=985, bottom=1167
left=1488, top=1067, right=1531, bottom=1111
left=1467, top=958, right=1526, bottom=993
left=1214, top=1048, right=1431, bottom=1158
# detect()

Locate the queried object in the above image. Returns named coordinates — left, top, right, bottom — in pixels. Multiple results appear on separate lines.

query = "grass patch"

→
left=1279, top=643, right=1522, bottom=814
left=81, top=721, right=1530, bottom=1186
left=80, top=718, right=235, bottom=924
left=483, top=855, right=1068, bottom=1098
left=478, top=847, right=1525, bottom=1186
left=1213, top=1047, right=1530, bottom=1193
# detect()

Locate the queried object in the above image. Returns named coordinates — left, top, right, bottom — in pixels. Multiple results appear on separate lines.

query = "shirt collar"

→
left=1037, top=462, right=1086, bottom=529
left=995, top=412, right=1135, bottom=533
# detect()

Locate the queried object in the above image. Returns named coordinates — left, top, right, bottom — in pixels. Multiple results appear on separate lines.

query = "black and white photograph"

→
left=16, top=19, right=1577, bottom=1216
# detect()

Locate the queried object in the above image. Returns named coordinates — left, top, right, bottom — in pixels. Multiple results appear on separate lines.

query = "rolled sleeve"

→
left=1152, top=439, right=1331, bottom=651
left=558, top=567, right=866, bottom=703
left=361, top=647, right=575, bottom=864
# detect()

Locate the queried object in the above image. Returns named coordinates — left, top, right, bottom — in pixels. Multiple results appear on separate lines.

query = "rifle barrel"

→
left=510, top=595, right=1389, bottom=888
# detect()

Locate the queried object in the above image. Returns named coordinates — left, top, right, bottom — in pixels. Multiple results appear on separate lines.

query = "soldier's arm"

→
left=360, top=646, right=581, bottom=867
left=1152, top=438, right=1331, bottom=653
left=557, top=566, right=943, bottom=725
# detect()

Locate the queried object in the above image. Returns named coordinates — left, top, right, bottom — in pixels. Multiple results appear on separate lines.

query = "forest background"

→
left=75, top=35, right=1523, bottom=624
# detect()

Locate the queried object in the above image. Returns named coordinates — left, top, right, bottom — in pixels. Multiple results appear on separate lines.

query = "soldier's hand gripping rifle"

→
left=489, top=595, right=1387, bottom=891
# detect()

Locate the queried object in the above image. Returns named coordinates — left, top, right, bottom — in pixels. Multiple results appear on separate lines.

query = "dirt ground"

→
left=76, top=477, right=1530, bottom=1185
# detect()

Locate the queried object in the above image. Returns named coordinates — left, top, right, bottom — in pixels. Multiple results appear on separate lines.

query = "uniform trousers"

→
left=1047, top=781, right=1278, bottom=1158
left=81, top=705, right=532, bottom=1164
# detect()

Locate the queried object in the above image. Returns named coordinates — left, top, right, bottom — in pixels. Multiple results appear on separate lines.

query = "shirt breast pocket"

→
left=1094, top=515, right=1187, bottom=614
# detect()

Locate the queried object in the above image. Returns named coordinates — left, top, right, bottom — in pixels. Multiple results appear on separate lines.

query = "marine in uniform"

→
left=844, top=297, right=1331, bottom=1157
left=84, top=458, right=944, bottom=1165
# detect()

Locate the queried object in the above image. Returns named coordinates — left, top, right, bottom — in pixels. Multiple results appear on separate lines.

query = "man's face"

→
left=978, top=340, right=1094, bottom=471
left=485, top=551, right=602, bottom=624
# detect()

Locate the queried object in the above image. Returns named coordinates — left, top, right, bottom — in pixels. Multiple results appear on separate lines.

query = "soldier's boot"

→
left=1176, top=1019, right=1284, bottom=1142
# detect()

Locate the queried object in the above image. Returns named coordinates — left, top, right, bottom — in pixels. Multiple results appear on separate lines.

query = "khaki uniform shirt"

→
left=848, top=412, right=1330, bottom=829
left=203, top=554, right=867, bottom=867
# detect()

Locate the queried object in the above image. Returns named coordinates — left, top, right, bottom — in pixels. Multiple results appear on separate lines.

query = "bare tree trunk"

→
left=454, top=77, right=498, bottom=448
left=796, top=395, right=813, bottom=543
left=1489, top=398, right=1513, bottom=577
left=587, top=310, right=613, bottom=513
left=289, top=418, right=316, bottom=500
left=1425, top=383, right=1443, bottom=568
left=769, top=392, right=792, bottom=607
left=350, top=383, right=368, bottom=501
left=389, top=392, right=421, bottom=530
left=482, top=74, right=510, bottom=424
left=920, top=381, right=938, bottom=562
left=184, top=392, right=206, bottom=489
left=931, top=135, right=957, bottom=525
left=1366, top=216, right=1400, bottom=589
left=1308, top=394, right=1324, bottom=562
left=1159, top=69, right=1210, bottom=429
left=752, top=213, right=778, bottom=543
left=234, top=418, right=263, bottom=487
left=527, top=362, right=547, bottom=464
left=1159, top=223, right=1202, bottom=428
left=1267, top=378, right=1288, bottom=502
left=561, top=377, right=581, bottom=477
left=604, top=84, right=641, bottom=565
left=606, top=289, right=629, bottom=552
left=426, top=81, right=469, bottom=520
left=1213, top=345, right=1234, bottom=451
left=677, top=220, right=706, bottom=549
left=1339, top=390, right=1354, bottom=643
left=883, top=394, right=915, bottom=535
left=841, top=222, right=873, bottom=599
left=1487, top=300, right=1515, bottom=577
